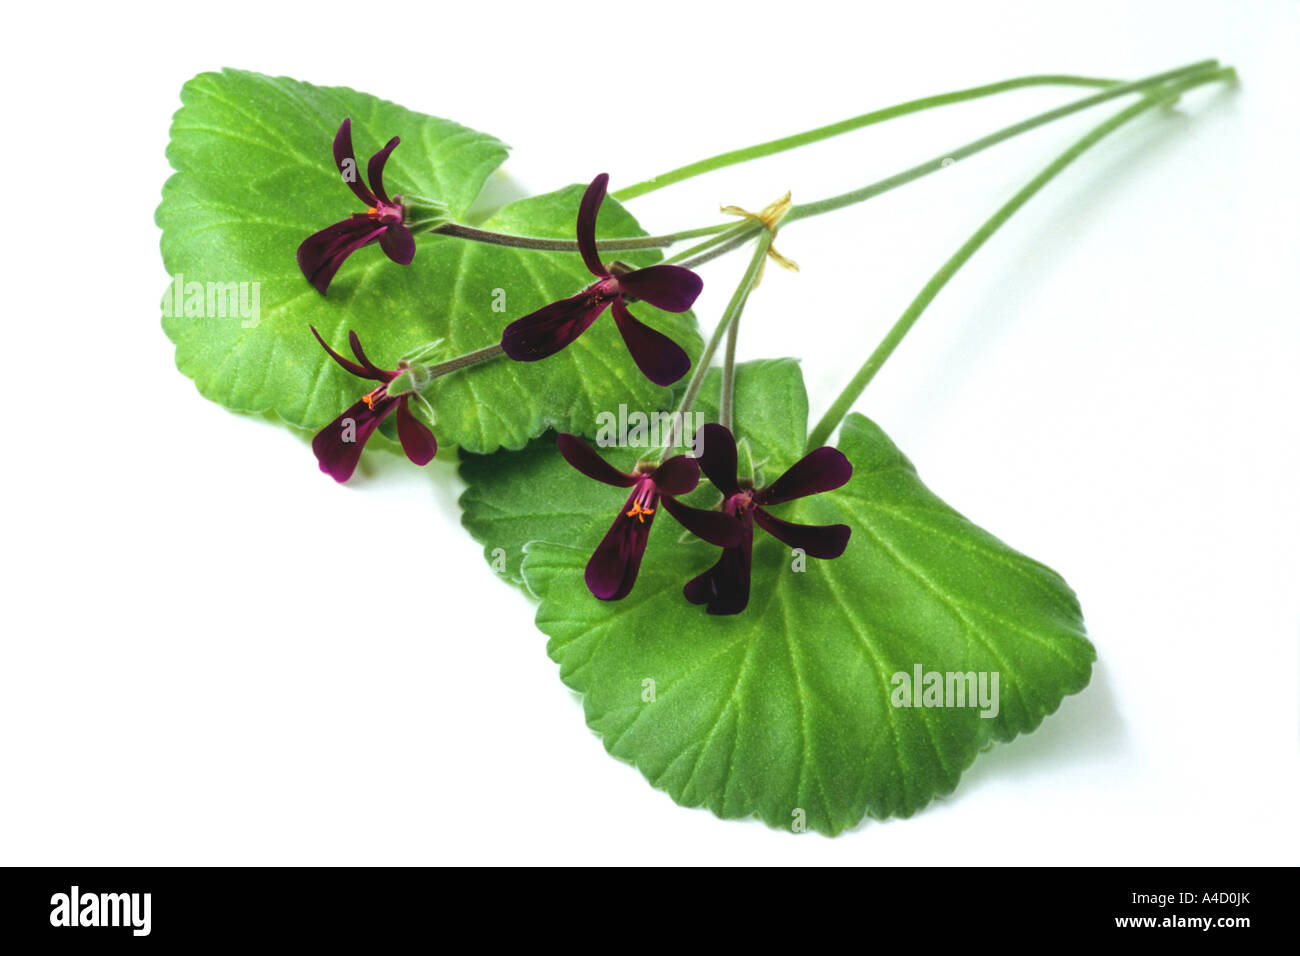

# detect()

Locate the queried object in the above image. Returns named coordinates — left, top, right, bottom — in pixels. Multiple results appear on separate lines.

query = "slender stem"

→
left=415, top=63, right=1213, bottom=285
left=721, top=307, right=741, bottom=430
left=806, top=67, right=1235, bottom=450
left=426, top=343, right=504, bottom=378
left=407, top=62, right=1226, bottom=439
left=613, top=74, right=1122, bottom=202
left=655, top=61, right=1219, bottom=278
left=787, top=59, right=1219, bottom=224
left=429, top=220, right=731, bottom=253
left=670, top=221, right=766, bottom=270
left=660, top=233, right=773, bottom=460
left=663, top=220, right=753, bottom=265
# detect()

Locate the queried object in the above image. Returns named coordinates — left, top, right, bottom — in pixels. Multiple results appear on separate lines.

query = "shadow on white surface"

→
left=956, top=661, right=1126, bottom=792
left=888, top=86, right=1242, bottom=449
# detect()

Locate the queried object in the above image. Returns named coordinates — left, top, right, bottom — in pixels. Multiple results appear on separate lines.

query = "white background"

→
left=2, top=0, right=1297, bottom=865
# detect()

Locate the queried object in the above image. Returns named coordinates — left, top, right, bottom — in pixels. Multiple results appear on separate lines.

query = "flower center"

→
left=365, top=201, right=404, bottom=225
left=625, top=502, right=655, bottom=523
left=361, top=385, right=387, bottom=410
left=625, top=477, right=659, bottom=523
left=589, top=276, right=621, bottom=304
left=725, top=490, right=754, bottom=517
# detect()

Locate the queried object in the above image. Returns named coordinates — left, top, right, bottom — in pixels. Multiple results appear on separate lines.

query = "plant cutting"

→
left=158, top=58, right=1236, bottom=834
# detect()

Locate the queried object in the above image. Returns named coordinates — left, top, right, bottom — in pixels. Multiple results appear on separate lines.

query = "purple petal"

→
left=556, top=434, right=636, bottom=487
left=366, top=136, right=400, bottom=205
left=333, top=119, right=378, bottom=207
left=683, top=518, right=753, bottom=615
left=610, top=299, right=691, bottom=386
left=660, top=496, right=742, bottom=548
left=380, top=224, right=415, bottom=265
left=576, top=174, right=610, bottom=278
left=618, top=265, right=704, bottom=313
left=395, top=399, right=437, bottom=466
left=755, top=447, right=853, bottom=505
left=500, top=292, right=610, bottom=362
left=753, top=507, right=850, bottom=559
left=312, top=396, right=394, bottom=483
left=694, top=423, right=740, bottom=496
left=346, top=330, right=390, bottom=379
left=310, top=325, right=373, bottom=380
left=648, top=455, right=699, bottom=496
left=297, top=218, right=386, bottom=294
left=585, top=492, right=656, bottom=601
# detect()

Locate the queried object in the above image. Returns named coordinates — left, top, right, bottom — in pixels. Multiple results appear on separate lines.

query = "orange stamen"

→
left=625, top=503, right=656, bottom=523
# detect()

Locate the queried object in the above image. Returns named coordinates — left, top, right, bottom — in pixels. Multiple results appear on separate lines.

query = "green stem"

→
left=429, top=221, right=730, bottom=253
left=721, top=304, right=741, bottom=431
left=389, top=341, right=504, bottom=400
left=787, top=59, right=1219, bottom=224
left=613, top=74, right=1122, bottom=202
left=668, top=220, right=765, bottom=270
left=806, top=66, right=1235, bottom=450
left=426, top=343, right=503, bottom=378
left=418, top=63, right=1214, bottom=283
left=651, top=61, right=1220, bottom=277
left=659, top=233, right=774, bottom=461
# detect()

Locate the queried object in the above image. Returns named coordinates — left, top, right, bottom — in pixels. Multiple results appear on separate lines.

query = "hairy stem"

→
left=660, top=233, right=774, bottom=460
left=421, top=63, right=1216, bottom=288
left=613, top=73, right=1123, bottom=201
left=647, top=61, right=1222, bottom=278
left=787, top=59, right=1219, bottom=224
left=430, top=221, right=730, bottom=252
left=721, top=308, right=741, bottom=431
left=668, top=220, right=766, bottom=270
left=806, top=66, right=1236, bottom=450
left=426, top=343, right=504, bottom=379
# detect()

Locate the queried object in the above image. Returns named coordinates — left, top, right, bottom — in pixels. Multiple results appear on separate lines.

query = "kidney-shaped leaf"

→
left=460, top=360, right=1094, bottom=833
left=158, top=69, right=701, bottom=454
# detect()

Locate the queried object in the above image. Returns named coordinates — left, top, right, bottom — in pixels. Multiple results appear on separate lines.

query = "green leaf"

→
left=459, top=360, right=1094, bottom=833
left=158, top=69, right=702, bottom=453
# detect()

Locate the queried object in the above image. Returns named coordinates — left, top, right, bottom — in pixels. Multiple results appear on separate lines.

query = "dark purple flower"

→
left=297, top=119, right=416, bottom=295
left=501, top=174, right=702, bottom=386
left=685, top=423, right=852, bottom=615
left=557, top=434, right=742, bottom=601
left=310, top=326, right=437, bottom=482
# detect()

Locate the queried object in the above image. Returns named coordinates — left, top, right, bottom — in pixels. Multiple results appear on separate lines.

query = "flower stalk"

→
left=638, top=60, right=1227, bottom=283
left=428, top=220, right=731, bottom=252
left=785, top=59, right=1222, bottom=226
left=660, top=231, right=772, bottom=460
left=807, top=64, right=1237, bottom=450
left=612, top=72, right=1126, bottom=201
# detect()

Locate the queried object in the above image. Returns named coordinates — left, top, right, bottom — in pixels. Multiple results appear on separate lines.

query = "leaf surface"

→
left=461, top=360, right=1094, bottom=833
left=159, top=69, right=701, bottom=453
